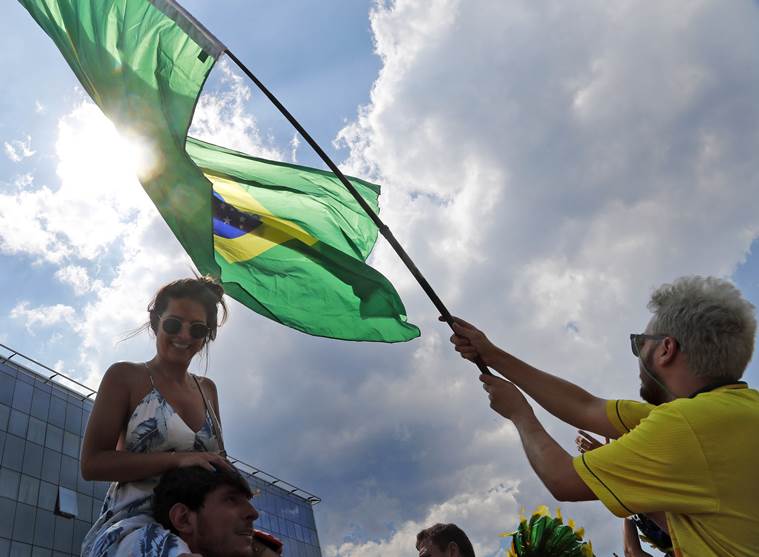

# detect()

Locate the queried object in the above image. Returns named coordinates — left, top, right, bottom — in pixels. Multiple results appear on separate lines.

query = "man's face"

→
left=190, top=484, right=259, bottom=557
left=637, top=321, right=669, bottom=405
left=417, top=539, right=452, bottom=557
left=639, top=348, right=669, bottom=405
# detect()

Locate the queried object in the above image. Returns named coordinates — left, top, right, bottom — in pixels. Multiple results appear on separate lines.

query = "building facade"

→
left=0, top=345, right=322, bottom=557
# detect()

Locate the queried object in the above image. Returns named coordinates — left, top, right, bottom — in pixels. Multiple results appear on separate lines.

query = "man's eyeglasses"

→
left=162, top=317, right=209, bottom=340
left=629, top=333, right=669, bottom=357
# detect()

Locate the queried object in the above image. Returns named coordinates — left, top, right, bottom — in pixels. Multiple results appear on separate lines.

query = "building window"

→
left=38, top=481, right=57, bottom=511
left=8, top=410, right=28, bottom=438
left=0, top=495, right=16, bottom=538
left=12, top=381, right=34, bottom=414
left=26, top=417, right=46, bottom=446
left=18, top=474, right=39, bottom=506
left=55, top=486, right=78, bottom=519
left=30, top=388, right=51, bottom=421
left=0, top=467, right=20, bottom=499
left=22, top=442, right=43, bottom=478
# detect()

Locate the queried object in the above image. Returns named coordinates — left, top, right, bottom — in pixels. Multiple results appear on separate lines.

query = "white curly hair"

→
left=648, top=276, right=756, bottom=382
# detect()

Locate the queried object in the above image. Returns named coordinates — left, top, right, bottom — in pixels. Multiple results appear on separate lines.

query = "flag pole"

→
left=224, top=49, right=492, bottom=376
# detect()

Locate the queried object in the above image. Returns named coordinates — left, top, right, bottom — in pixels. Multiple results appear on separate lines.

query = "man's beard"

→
left=639, top=351, right=670, bottom=405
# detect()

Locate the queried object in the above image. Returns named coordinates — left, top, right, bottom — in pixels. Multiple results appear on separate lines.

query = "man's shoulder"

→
left=654, top=385, right=759, bottom=440
left=608, top=386, right=759, bottom=436
left=667, top=384, right=759, bottom=414
left=606, top=399, right=655, bottom=434
left=611, top=399, right=705, bottom=444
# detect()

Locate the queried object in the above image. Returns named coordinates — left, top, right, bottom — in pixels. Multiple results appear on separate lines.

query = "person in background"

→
left=448, top=276, right=759, bottom=556
left=416, top=523, right=476, bottom=557
left=80, top=277, right=233, bottom=557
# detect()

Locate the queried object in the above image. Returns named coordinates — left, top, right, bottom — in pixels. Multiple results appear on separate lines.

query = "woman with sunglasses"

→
left=80, top=277, right=233, bottom=557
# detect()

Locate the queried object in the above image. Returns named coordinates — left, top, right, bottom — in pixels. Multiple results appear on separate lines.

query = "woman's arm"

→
left=81, top=364, right=228, bottom=482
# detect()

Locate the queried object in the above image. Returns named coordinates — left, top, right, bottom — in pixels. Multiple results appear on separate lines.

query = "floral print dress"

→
left=81, top=375, right=221, bottom=557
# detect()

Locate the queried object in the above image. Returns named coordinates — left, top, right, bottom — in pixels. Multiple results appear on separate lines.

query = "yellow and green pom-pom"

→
left=501, top=507, right=595, bottom=557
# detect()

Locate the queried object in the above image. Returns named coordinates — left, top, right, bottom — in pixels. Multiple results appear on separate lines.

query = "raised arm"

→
left=80, top=363, right=229, bottom=482
left=481, top=374, right=596, bottom=502
left=449, top=317, right=620, bottom=439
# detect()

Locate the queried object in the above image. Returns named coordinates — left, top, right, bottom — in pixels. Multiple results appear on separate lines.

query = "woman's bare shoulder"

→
left=194, top=375, right=219, bottom=408
left=195, top=375, right=218, bottom=392
left=100, top=361, right=148, bottom=389
left=96, top=362, right=153, bottom=417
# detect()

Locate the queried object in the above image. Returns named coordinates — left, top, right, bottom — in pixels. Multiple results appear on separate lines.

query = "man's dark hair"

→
left=416, top=523, right=475, bottom=557
left=153, top=465, right=253, bottom=534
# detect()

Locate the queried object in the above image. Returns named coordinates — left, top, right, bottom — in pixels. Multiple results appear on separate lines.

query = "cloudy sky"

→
left=4, top=1, right=759, bottom=555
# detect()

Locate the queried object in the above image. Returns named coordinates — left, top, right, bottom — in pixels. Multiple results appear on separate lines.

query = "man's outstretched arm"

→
left=449, top=317, right=620, bottom=439
left=482, top=373, right=597, bottom=502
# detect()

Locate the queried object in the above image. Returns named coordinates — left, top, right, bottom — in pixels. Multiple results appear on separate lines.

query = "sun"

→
left=116, top=130, right=162, bottom=182
left=56, top=102, right=163, bottom=190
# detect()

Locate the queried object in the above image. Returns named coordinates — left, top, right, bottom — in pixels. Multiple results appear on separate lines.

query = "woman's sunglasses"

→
left=161, top=317, right=209, bottom=340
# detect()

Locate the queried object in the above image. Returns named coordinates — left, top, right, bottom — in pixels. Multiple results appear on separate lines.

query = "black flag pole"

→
left=224, top=49, right=492, bottom=376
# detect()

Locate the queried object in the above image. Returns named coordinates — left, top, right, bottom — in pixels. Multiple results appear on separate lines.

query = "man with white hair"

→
left=449, top=276, right=759, bottom=556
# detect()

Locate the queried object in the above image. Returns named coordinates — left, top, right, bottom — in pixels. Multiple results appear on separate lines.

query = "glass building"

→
left=0, top=344, right=322, bottom=557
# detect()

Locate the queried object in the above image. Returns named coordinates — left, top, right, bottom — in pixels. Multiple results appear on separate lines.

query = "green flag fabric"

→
left=188, top=137, right=420, bottom=342
left=21, top=0, right=419, bottom=342
left=19, top=0, right=223, bottom=273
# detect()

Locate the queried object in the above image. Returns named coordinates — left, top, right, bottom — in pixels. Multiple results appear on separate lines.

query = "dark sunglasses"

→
left=162, top=317, right=210, bottom=340
left=629, top=333, right=671, bottom=357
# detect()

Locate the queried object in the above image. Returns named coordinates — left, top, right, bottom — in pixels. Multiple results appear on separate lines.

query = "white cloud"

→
left=338, top=0, right=759, bottom=377
left=0, top=102, right=155, bottom=263
left=0, top=184, right=66, bottom=261
left=9, top=173, right=34, bottom=191
left=290, top=132, right=301, bottom=163
left=3, top=135, right=35, bottom=162
left=10, top=301, right=77, bottom=332
left=326, top=482, right=519, bottom=557
left=74, top=218, right=191, bottom=383
left=6, top=3, right=759, bottom=556
left=20, top=64, right=295, bottom=384
left=190, top=61, right=284, bottom=160
left=329, top=0, right=759, bottom=553
left=55, top=264, right=93, bottom=295
left=0, top=99, right=185, bottom=380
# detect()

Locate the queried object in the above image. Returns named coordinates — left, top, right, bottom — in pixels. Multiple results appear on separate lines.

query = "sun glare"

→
left=56, top=103, right=163, bottom=192
left=117, top=131, right=162, bottom=182
left=53, top=102, right=161, bottom=238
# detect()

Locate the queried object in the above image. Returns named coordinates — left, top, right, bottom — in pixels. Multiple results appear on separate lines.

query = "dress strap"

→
left=144, top=363, right=156, bottom=387
left=191, top=374, right=226, bottom=457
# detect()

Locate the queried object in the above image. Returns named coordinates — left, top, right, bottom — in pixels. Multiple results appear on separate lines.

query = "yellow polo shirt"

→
left=572, top=384, right=759, bottom=557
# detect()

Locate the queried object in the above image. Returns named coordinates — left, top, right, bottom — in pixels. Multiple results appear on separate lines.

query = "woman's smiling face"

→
left=155, top=297, right=209, bottom=366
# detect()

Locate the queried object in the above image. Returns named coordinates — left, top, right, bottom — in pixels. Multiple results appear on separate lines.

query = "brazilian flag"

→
left=20, top=0, right=419, bottom=342
left=189, top=138, right=419, bottom=341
